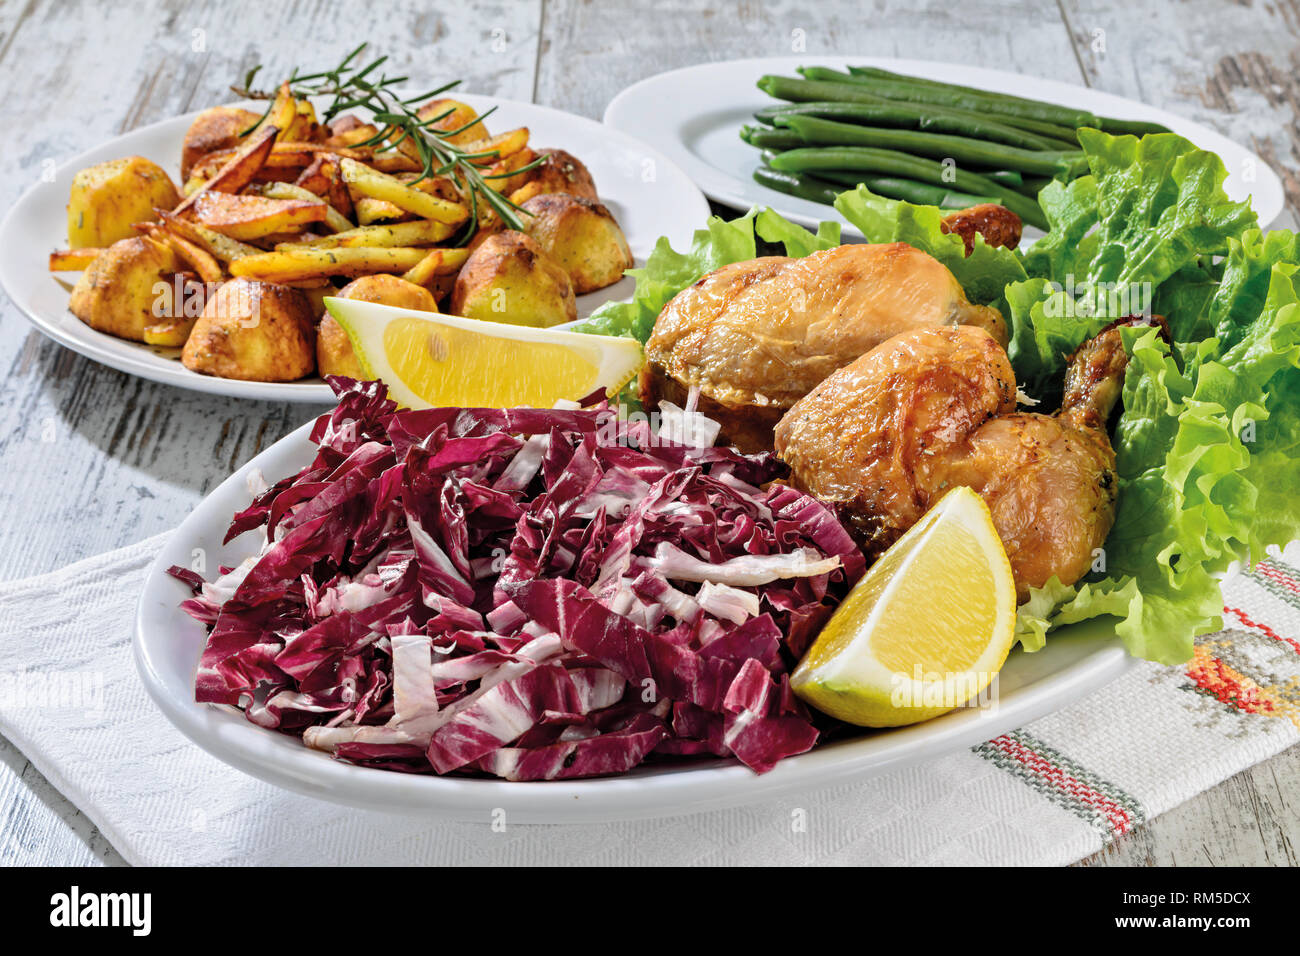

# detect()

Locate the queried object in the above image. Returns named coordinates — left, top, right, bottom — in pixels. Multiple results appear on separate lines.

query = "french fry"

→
left=193, top=192, right=329, bottom=240
left=401, top=246, right=470, bottom=287
left=459, top=127, right=529, bottom=165
left=339, top=158, right=467, bottom=225
left=276, top=219, right=455, bottom=250
left=48, top=248, right=105, bottom=271
left=163, top=231, right=224, bottom=284
left=246, top=82, right=299, bottom=143
left=229, top=246, right=434, bottom=283
left=260, top=182, right=353, bottom=233
left=156, top=210, right=261, bottom=262
left=173, top=126, right=279, bottom=217
left=354, top=197, right=411, bottom=225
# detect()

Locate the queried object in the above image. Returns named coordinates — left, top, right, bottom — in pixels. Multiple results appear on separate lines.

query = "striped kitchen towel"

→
left=0, top=535, right=1296, bottom=866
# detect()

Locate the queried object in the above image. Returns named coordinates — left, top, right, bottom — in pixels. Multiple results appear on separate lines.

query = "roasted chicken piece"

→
left=774, top=317, right=1161, bottom=599
left=640, top=242, right=1008, bottom=453
left=940, top=203, right=1023, bottom=254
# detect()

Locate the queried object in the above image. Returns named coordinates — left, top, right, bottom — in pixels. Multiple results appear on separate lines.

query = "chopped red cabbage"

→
left=170, top=377, right=864, bottom=780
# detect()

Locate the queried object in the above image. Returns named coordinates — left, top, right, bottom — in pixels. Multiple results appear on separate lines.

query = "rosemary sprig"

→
left=231, top=44, right=541, bottom=238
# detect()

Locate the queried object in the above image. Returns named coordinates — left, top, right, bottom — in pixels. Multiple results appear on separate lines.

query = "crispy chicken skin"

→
left=639, top=243, right=1007, bottom=452
left=940, top=203, right=1023, bottom=254
left=775, top=318, right=1159, bottom=600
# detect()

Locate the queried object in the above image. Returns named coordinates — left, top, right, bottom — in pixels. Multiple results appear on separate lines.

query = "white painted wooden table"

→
left=1, top=0, right=1296, bottom=867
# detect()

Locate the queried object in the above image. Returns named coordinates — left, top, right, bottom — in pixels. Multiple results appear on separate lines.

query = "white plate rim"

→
left=134, top=418, right=1135, bottom=823
left=0, top=94, right=709, bottom=403
left=603, top=55, right=1286, bottom=236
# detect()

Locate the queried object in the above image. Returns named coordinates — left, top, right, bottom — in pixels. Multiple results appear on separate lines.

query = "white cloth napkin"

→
left=2, top=534, right=1297, bottom=866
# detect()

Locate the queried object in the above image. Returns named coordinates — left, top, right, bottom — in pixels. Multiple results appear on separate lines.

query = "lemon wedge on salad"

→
left=325, top=298, right=643, bottom=409
left=792, top=486, right=1017, bottom=727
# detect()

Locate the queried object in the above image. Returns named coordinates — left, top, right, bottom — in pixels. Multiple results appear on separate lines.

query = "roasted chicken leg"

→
left=774, top=317, right=1160, bottom=599
left=640, top=242, right=1008, bottom=452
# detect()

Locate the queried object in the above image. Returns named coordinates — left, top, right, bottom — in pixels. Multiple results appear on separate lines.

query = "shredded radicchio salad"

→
left=170, top=378, right=865, bottom=780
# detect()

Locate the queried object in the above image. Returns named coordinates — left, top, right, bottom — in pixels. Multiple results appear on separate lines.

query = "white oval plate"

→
left=0, top=94, right=709, bottom=403
left=604, top=56, right=1286, bottom=237
left=135, top=419, right=1133, bottom=822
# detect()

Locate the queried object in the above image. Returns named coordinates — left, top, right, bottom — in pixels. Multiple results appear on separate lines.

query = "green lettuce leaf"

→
left=1012, top=133, right=1298, bottom=663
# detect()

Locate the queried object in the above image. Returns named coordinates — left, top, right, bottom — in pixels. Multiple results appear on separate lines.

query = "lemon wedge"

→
left=792, top=486, right=1017, bottom=727
left=325, top=298, right=643, bottom=409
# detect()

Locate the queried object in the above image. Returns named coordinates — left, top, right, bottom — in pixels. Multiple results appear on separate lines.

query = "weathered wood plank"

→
left=535, top=0, right=1087, bottom=119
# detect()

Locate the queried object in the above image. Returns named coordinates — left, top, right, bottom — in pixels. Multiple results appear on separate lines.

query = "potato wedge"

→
left=173, top=126, right=278, bottom=218
left=49, top=248, right=106, bottom=271
left=193, top=192, right=329, bottom=240
left=520, top=193, right=633, bottom=294
left=67, top=157, right=180, bottom=248
left=69, top=235, right=181, bottom=341
left=417, top=98, right=488, bottom=147
left=324, top=115, right=381, bottom=149
left=182, top=277, right=315, bottom=381
left=450, top=230, right=574, bottom=328
left=229, top=246, right=432, bottom=283
left=459, top=128, right=529, bottom=166
left=278, top=219, right=455, bottom=250
left=157, top=210, right=260, bottom=263
left=260, top=182, right=352, bottom=233
left=181, top=106, right=262, bottom=179
left=481, top=147, right=536, bottom=195
left=340, top=158, right=467, bottom=224
left=246, top=83, right=300, bottom=143
left=295, top=154, right=355, bottom=219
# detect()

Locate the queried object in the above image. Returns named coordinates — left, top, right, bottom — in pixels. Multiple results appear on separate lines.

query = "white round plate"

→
left=604, top=56, right=1286, bottom=237
left=0, top=94, right=708, bottom=403
left=135, top=419, right=1133, bottom=822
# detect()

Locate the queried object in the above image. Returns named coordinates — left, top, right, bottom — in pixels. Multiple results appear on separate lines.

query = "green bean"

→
left=770, top=146, right=1047, bottom=228
left=811, top=170, right=998, bottom=209
left=841, top=65, right=1171, bottom=135
left=776, top=114, right=1087, bottom=178
left=983, top=169, right=1024, bottom=187
left=739, top=124, right=805, bottom=150
left=752, top=166, right=843, bottom=205
left=753, top=100, right=1064, bottom=151
left=797, top=65, right=1097, bottom=126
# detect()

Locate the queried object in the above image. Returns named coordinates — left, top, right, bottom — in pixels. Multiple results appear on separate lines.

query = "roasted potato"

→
left=417, top=99, right=487, bottom=147
left=180, top=107, right=261, bottom=179
left=69, top=235, right=181, bottom=341
left=317, top=274, right=439, bottom=379
left=450, top=230, right=575, bottom=328
left=519, top=193, right=633, bottom=294
left=508, top=148, right=598, bottom=204
left=181, top=278, right=315, bottom=381
left=67, top=157, right=180, bottom=248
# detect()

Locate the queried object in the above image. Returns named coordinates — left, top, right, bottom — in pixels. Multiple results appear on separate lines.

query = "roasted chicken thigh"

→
left=774, top=318, right=1158, bottom=599
left=639, top=242, right=1007, bottom=452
